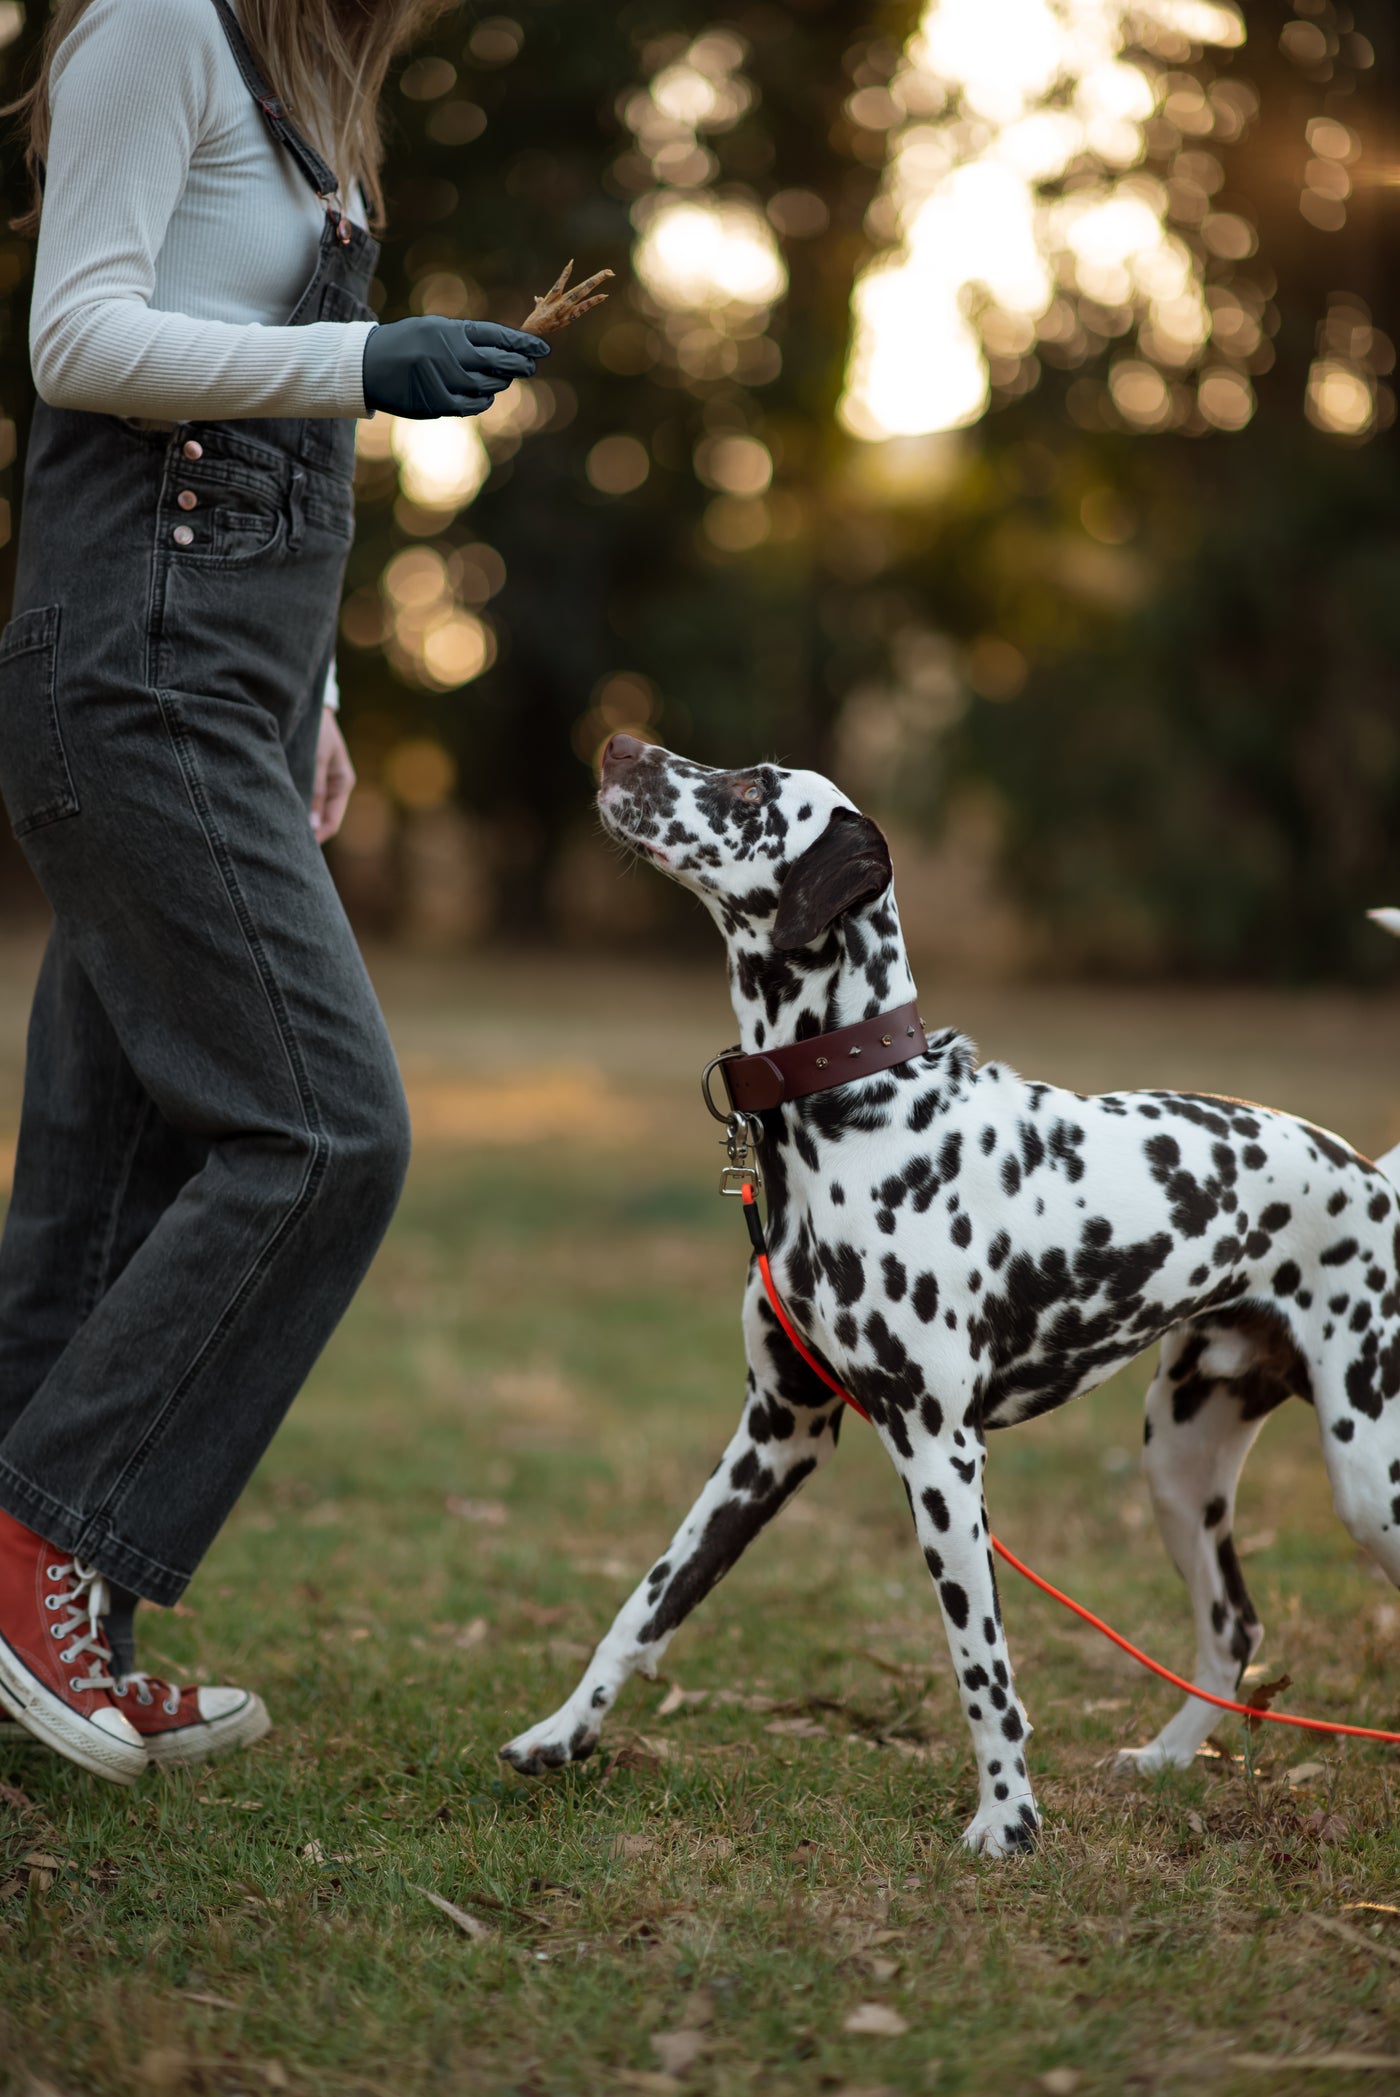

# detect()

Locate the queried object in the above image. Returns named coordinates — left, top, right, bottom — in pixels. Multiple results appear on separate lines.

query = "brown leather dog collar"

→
left=705, top=999, right=927, bottom=1116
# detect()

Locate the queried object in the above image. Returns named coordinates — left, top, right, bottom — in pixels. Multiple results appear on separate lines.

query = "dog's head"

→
left=597, top=734, right=894, bottom=964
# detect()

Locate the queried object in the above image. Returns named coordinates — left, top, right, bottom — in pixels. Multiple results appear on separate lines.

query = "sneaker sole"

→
left=142, top=1692, right=272, bottom=1768
left=0, top=1635, right=146, bottom=1785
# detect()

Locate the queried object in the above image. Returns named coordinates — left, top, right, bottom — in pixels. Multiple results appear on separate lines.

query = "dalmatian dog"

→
left=500, top=736, right=1400, bottom=1857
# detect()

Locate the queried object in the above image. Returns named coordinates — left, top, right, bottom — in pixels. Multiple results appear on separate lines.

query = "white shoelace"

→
left=114, top=1670, right=181, bottom=1715
left=45, top=1558, right=118, bottom=1697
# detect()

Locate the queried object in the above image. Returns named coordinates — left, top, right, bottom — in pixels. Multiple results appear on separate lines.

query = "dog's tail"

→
left=1367, top=909, right=1400, bottom=1183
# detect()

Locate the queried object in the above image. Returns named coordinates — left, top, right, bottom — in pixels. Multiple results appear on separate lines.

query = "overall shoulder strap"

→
left=207, top=0, right=341, bottom=202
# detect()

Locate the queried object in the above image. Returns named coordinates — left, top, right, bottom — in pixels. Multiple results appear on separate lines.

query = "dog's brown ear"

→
left=772, top=808, right=892, bottom=951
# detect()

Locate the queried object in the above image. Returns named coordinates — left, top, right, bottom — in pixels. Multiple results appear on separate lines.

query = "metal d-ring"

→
left=701, top=1049, right=741, bottom=1124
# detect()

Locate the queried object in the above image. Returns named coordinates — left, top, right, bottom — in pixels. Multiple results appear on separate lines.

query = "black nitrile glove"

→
left=361, top=316, right=550, bottom=419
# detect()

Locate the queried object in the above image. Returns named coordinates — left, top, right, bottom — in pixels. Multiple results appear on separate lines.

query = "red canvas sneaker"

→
left=110, top=1672, right=270, bottom=1766
left=0, top=1508, right=146, bottom=1784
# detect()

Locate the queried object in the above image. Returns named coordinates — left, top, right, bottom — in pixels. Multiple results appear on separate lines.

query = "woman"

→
left=0, top=0, right=547, bottom=1783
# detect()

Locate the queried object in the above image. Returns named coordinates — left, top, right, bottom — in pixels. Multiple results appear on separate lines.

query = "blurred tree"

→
left=0, top=1, right=1396, bottom=977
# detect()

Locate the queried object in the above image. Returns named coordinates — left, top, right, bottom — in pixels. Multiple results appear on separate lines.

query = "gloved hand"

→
left=361, top=317, right=550, bottom=419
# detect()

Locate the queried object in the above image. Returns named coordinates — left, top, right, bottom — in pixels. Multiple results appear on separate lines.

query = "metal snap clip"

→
left=172, top=525, right=194, bottom=546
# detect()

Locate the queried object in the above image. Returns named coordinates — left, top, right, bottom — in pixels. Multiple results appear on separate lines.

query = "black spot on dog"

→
left=922, top=1486, right=950, bottom=1532
left=820, top=1243, right=865, bottom=1306
left=939, top=1580, right=970, bottom=1629
left=912, top=1272, right=940, bottom=1322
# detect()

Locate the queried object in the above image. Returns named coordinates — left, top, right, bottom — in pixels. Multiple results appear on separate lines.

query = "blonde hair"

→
left=6, top=0, right=454, bottom=234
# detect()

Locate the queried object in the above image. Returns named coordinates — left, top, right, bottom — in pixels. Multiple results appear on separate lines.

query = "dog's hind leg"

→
left=897, top=1426, right=1040, bottom=1857
left=498, top=1279, right=844, bottom=1776
left=1113, top=1325, right=1277, bottom=1774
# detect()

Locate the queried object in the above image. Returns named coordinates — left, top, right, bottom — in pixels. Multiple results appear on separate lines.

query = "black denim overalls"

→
left=0, top=0, right=411, bottom=1606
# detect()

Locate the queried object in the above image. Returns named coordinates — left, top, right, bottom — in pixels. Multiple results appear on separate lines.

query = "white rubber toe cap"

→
left=91, top=1704, right=144, bottom=1746
left=196, top=1685, right=252, bottom=1722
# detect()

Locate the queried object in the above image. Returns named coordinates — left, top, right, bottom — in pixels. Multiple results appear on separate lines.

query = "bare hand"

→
left=311, top=708, right=356, bottom=844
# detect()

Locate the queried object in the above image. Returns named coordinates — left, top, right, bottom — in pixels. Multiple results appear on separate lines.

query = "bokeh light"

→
left=634, top=197, right=786, bottom=313
left=390, top=417, right=489, bottom=511
left=385, top=738, right=458, bottom=809
left=1304, top=292, right=1397, bottom=440
left=585, top=434, right=650, bottom=495
left=840, top=0, right=1259, bottom=442
left=693, top=433, right=772, bottom=497
left=376, top=546, right=496, bottom=689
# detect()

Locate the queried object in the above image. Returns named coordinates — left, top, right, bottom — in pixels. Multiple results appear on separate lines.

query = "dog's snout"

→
left=601, top=732, right=646, bottom=776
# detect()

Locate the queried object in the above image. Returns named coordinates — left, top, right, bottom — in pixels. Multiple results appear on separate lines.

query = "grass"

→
left=3, top=943, right=1400, bottom=2095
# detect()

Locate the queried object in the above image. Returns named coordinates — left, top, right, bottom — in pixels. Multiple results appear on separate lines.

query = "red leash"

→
left=741, top=1185, right=1400, bottom=1746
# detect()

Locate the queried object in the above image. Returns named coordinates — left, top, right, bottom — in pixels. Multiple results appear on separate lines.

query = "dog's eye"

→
left=741, top=783, right=763, bottom=803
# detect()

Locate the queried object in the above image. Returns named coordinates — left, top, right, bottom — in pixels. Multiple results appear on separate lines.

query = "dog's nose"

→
left=601, top=732, right=645, bottom=774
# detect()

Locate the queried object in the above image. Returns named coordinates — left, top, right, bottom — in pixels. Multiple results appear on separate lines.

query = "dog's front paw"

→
left=1108, top=1740, right=1196, bottom=1777
left=960, top=1796, right=1040, bottom=1858
left=499, top=1710, right=599, bottom=1776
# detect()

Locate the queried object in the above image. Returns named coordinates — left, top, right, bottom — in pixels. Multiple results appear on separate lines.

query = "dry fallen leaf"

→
left=453, top=1618, right=489, bottom=1651
left=656, top=1683, right=710, bottom=1717
left=842, top=2003, right=910, bottom=2037
left=1286, top=1760, right=1328, bottom=1787
left=650, top=2031, right=707, bottom=2076
left=1304, top=1810, right=1350, bottom=1844
left=445, top=1496, right=507, bottom=1526
left=178, top=1990, right=240, bottom=2010
left=0, top=1780, right=34, bottom=1811
left=1039, top=2073, right=1083, bottom=2096
left=412, top=1883, right=493, bottom=1941
left=1243, top=1673, right=1292, bottom=1731
left=764, top=1716, right=829, bottom=1740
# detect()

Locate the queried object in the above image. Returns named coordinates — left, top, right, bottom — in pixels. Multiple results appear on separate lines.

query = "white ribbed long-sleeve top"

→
left=30, top=0, right=373, bottom=423
left=29, top=0, right=377, bottom=707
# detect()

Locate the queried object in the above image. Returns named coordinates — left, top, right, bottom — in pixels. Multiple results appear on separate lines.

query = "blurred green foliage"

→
left=1, top=1, right=1397, bottom=976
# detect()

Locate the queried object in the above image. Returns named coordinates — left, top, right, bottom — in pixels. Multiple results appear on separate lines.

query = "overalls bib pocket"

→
left=0, top=604, right=79, bottom=838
